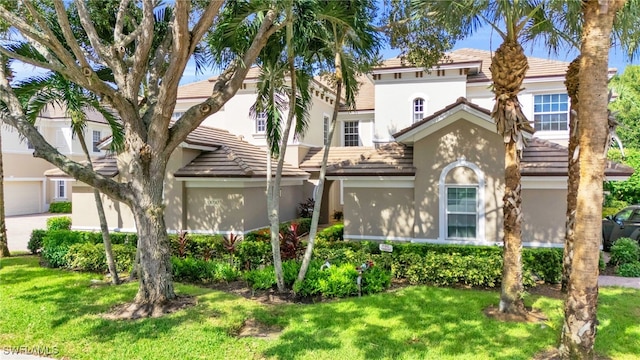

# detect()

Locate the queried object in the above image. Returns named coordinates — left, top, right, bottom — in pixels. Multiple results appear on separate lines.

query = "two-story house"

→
left=61, top=48, right=632, bottom=246
left=2, top=104, right=113, bottom=216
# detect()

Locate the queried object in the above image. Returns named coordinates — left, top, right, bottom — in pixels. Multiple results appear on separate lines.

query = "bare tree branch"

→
left=52, top=0, right=91, bottom=70
left=74, top=0, right=118, bottom=77
left=190, top=1, right=223, bottom=52
left=127, top=0, right=155, bottom=100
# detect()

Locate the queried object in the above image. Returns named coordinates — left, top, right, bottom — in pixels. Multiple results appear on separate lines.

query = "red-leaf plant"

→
left=176, top=230, right=189, bottom=258
left=279, top=223, right=308, bottom=261
left=223, top=233, right=242, bottom=266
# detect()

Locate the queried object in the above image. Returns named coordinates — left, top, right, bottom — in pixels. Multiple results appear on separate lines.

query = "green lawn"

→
left=1, top=256, right=639, bottom=360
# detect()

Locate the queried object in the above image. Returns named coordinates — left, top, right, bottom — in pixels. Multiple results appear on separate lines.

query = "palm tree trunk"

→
left=559, top=1, right=625, bottom=357
left=76, top=130, right=119, bottom=285
left=297, top=52, right=343, bottom=285
left=562, top=56, right=581, bottom=293
left=491, top=40, right=531, bottom=315
left=0, top=130, right=10, bottom=258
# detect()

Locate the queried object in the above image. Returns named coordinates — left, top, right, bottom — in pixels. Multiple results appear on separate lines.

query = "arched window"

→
left=413, top=98, right=425, bottom=123
left=438, top=158, right=485, bottom=241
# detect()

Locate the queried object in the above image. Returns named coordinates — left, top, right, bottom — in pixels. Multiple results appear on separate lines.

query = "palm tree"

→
left=412, top=0, right=567, bottom=315
left=559, top=0, right=628, bottom=357
left=0, top=126, right=9, bottom=258
left=15, top=72, right=124, bottom=284
left=297, top=0, right=381, bottom=284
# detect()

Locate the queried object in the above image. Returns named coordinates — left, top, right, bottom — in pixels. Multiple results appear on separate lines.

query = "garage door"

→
left=5, top=181, right=42, bottom=216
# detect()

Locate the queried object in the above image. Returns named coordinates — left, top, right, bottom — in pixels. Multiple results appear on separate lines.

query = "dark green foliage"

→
left=46, top=216, right=72, bottom=231
left=48, top=201, right=72, bottom=213
left=600, top=252, right=607, bottom=272
left=244, top=267, right=276, bottom=290
left=522, top=248, right=563, bottom=284
left=609, top=66, right=640, bottom=149
left=168, top=233, right=224, bottom=260
left=609, top=237, right=640, bottom=266
left=316, top=224, right=344, bottom=242
left=41, top=230, right=84, bottom=268
left=607, top=149, right=640, bottom=204
left=297, top=198, right=315, bottom=218
left=616, top=262, right=640, bottom=277
left=171, top=257, right=240, bottom=284
left=361, top=265, right=392, bottom=294
left=236, top=239, right=272, bottom=270
left=28, top=229, right=47, bottom=254
left=65, top=243, right=135, bottom=273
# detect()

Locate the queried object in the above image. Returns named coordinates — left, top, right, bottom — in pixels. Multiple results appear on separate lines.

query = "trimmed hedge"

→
left=65, top=243, right=136, bottom=273
left=46, top=216, right=72, bottom=231
left=41, top=230, right=85, bottom=267
left=48, top=201, right=72, bottom=213
left=28, top=229, right=47, bottom=254
left=171, top=256, right=241, bottom=283
left=609, top=237, right=640, bottom=266
left=316, top=223, right=344, bottom=242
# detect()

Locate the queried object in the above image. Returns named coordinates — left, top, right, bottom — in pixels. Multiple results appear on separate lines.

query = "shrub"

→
left=41, top=230, right=84, bottom=268
left=244, top=267, right=276, bottom=290
left=362, top=265, right=392, bottom=294
left=48, top=201, right=72, bottom=213
left=46, top=216, right=72, bottom=231
left=168, top=233, right=223, bottom=259
left=236, top=239, right=272, bottom=270
left=297, top=198, right=315, bottom=218
left=522, top=248, right=563, bottom=284
left=316, top=224, right=344, bottom=242
left=171, top=257, right=240, bottom=283
left=65, top=243, right=135, bottom=273
left=609, top=237, right=640, bottom=266
left=28, top=229, right=47, bottom=254
left=616, top=261, right=640, bottom=277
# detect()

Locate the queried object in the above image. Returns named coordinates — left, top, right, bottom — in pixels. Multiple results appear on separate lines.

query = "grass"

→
left=1, top=256, right=639, bottom=359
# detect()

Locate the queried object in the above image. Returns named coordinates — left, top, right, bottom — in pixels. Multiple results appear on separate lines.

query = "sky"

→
left=11, top=25, right=638, bottom=86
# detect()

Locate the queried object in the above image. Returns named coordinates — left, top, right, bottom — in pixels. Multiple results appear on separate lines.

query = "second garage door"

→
left=5, top=181, right=43, bottom=216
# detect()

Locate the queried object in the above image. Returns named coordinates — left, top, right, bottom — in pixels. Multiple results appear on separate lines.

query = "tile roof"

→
left=522, top=138, right=634, bottom=177
left=177, top=67, right=263, bottom=99
left=352, top=74, right=375, bottom=111
left=299, top=143, right=415, bottom=176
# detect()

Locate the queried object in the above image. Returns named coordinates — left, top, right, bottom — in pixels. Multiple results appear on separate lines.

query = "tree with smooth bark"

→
left=296, top=0, right=381, bottom=285
left=0, top=0, right=284, bottom=308
left=559, top=1, right=627, bottom=357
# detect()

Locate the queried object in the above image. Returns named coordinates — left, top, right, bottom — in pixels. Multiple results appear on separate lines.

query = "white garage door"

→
left=5, top=181, right=42, bottom=216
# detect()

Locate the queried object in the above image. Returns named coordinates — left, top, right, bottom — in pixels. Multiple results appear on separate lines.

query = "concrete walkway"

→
left=5, top=213, right=56, bottom=253
left=599, top=275, right=640, bottom=289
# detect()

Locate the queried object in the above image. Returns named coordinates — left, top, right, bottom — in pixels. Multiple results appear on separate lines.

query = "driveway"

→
left=5, top=213, right=56, bottom=253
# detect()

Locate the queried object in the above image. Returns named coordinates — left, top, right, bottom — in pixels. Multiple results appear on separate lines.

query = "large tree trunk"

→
left=296, top=53, right=343, bottom=285
left=490, top=41, right=532, bottom=315
left=0, top=130, right=9, bottom=258
left=559, top=1, right=625, bottom=357
left=76, top=130, right=119, bottom=285
left=562, top=56, right=581, bottom=293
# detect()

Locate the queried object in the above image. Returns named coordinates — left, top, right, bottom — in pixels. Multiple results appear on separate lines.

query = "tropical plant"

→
left=297, top=0, right=382, bottom=286
left=0, top=0, right=285, bottom=308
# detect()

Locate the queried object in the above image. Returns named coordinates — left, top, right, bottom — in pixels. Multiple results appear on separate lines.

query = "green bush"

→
left=522, top=248, right=563, bottom=284
left=362, top=266, right=392, bottom=294
left=244, top=267, right=276, bottom=290
left=46, top=216, right=72, bottom=231
left=65, top=243, right=135, bottom=273
left=169, top=233, right=224, bottom=259
left=28, top=229, right=47, bottom=254
left=41, top=230, right=84, bottom=268
left=48, top=201, right=72, bottom=213
left=616, top=261, right=640, bottom=277
left=316, top=224, right=344, bottom=242
left=294, top=261, right=391, bottom=298
left=171, top=257, right=240, bottom=283
left=609, top=237, right=640, bottom=266
left=236, top=239, right=272, bottom=270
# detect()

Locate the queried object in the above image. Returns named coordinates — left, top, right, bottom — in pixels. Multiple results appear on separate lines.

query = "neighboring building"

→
left=2, top=104, right=113, bottom=216
left=59, top=49, right=633, bottom=246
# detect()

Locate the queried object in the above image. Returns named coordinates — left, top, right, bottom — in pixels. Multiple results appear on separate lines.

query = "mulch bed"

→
left=103, top=295, right=197, bottom=320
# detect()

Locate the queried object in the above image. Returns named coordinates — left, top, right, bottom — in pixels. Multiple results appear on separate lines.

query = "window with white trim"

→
left=256, top=112, right=267, bottom=134
left=92, top=130, right=101, bottom=153
left=413, top=98, right=425, bottom=123
left=343, top=121, right=359, bottom=147
left=446, top=186, right=478, bottom=239
left=323, top=115, right=330, bottom=145
left=533, top=94, right=569, bottom=131
left=56, top=180, right=66, bottom=199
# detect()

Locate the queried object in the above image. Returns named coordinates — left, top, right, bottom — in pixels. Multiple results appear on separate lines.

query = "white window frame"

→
left=255, top=111, right=267, bottom=134
left=445, top=186, right=479, bottom=239
left=533, top=93, right=569, bottom=132
left=56, top=180, right=67, bottom=199
left=413, top=98, right=425, bottom=123
left=438, top=158, right=485, bottom=241
left=343, top=120, right=359, bottom=147
left=92, top=130, right=101, bottom=153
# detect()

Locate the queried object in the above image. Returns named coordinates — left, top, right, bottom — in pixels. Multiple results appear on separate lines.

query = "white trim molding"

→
left=521, top=176, right=567, bottom=189
left=179, top=177, right=308, bottom=188
left=327, top=176, right=415, bottom=189
left=438, top=158, right=485, bottom=242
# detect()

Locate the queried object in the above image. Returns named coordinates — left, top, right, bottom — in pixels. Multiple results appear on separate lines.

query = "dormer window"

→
left=413, top=98, right=425, bottom=123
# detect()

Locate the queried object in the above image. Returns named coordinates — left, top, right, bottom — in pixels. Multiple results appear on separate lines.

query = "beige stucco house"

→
left=2, top=104, right=113, bottom=216
left=52, top=48, right=632, bottom=246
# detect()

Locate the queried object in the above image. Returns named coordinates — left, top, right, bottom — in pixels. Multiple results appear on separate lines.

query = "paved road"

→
left=5, top=213, right=55, bottom=253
